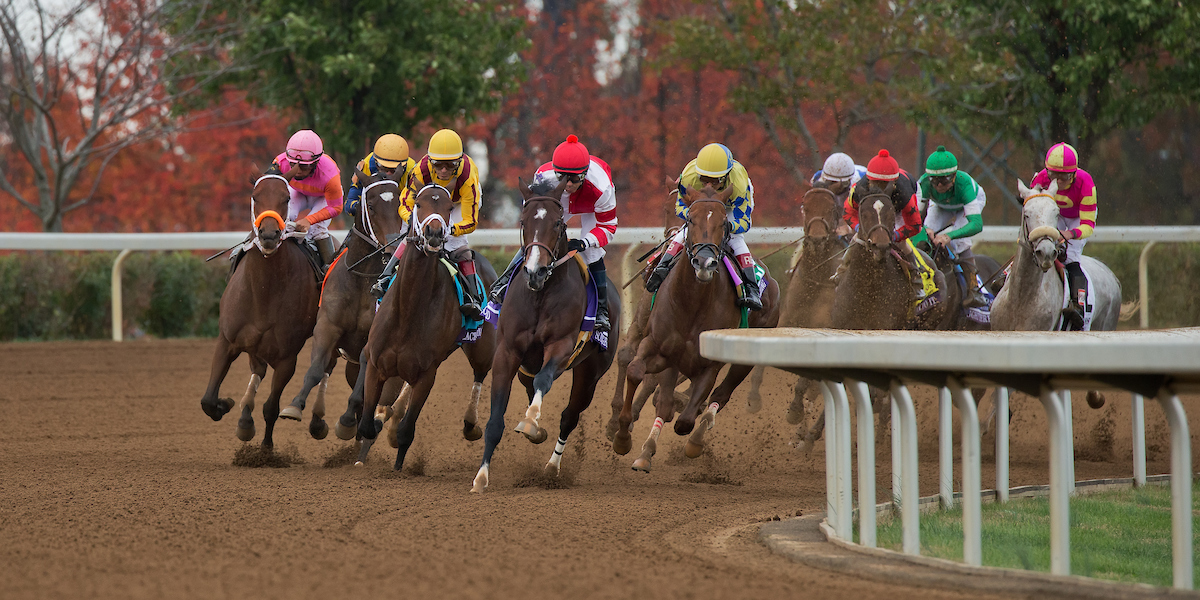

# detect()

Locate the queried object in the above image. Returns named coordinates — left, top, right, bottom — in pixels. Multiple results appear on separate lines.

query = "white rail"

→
left=700, top=327, right=1198, bottom=590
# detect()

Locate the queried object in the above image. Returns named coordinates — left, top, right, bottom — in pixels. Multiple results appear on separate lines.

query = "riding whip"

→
left=204, top=240, right=245, bottom=262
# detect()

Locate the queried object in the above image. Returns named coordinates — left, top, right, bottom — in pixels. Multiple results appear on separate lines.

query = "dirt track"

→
left=0, top=338, right=1191, bottom=599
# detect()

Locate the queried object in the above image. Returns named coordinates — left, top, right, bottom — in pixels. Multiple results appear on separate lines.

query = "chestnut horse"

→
left=471, top=181, right=621, bottom=493
left=612, top=184, right=780, bottom=472
left=345, top=184, right=498, bottom=469
left=199, top=173, right=321, bottom=447
left=279, top=169, right=409, bottom=437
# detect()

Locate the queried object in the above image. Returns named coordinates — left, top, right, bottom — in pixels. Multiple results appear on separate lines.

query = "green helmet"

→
left=925, top=145, right=958, bottom=176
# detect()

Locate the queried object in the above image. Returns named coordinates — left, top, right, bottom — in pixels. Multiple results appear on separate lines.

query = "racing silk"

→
left=810, top=165, right=867, bottom=202
left=399, top=155, right=482, bottom=237
left=844, top=170, right=922, bottom=241
left=916, top=171, right=985, bottom=239
left=675, top=159, right=754, bottom=234
left=346, top=153, right=417, bottom=214
left=272, top=153, right=344, bottom=224
left=533, top=157, right=618, bottom=248
left=1030, top=168, right=1098, bottom=239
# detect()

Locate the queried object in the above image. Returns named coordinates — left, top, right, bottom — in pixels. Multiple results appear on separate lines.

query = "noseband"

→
left=852, top=193, right=893, bottom=248
left=802, top=189, right=839, bottom=241
left=1021, top=193, right=1066, bottom=255
left=521, top=199, right=574, bottom=271
left=409, top=184, right=453, bottom=253
left=353, top=179, right=400, bottom=250
left=249, top=174, right=299, bottom=255
left=685, top=198, right=728, bottom=263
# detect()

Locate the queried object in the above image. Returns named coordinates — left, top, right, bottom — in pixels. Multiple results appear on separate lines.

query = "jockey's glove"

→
left=567, top=238, right=587, bottom=253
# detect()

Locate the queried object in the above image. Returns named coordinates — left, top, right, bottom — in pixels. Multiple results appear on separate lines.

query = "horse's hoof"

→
left=631, top=457, right=652, bottom=472
left=785, top=404, right=804, bottom=425
left=746, top=391, right=762, bottom=414
left=529, top=427, right=549, bottom=445
left=544, top=462, right=560, bottom=477
left=612, top=432, right=632, bottom=456
left=334, top=419, right=356, bottom=441
left=387, top=425, right=399, bottom=449
left=684, top=440, right=704, bottom=459
left=279, top=405, right=303, bottom=421
left=514, top=419, right=546, bottom=443
left=354, top=461, right=365, bottom=467
left=235, top=425, right=255, bottom=442
left=201, top=397, right=234, bottom=421
left=471, top=473, right=488, bottom=493
left=463, top=421, right=483, bottom=442
left=1086, top=391, right=1105, bottom=409
left=373, top=418, right=384, bottom=435
left=309, top=419, right=329, bottom=440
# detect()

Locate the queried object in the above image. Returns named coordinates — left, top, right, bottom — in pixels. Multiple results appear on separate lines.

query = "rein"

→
left=684, top=198, right=728, bottom=263
left=409, top=183, right=453, bottom=254
left=520, top=197, right=575, bottom=275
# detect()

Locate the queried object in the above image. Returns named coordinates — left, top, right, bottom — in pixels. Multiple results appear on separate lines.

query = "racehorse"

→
left=746, top=187, right=843, bottom=439
left=471, top=180, right=621, bottom=493
left=199, top=172, right=321, bottom=447
left=346, top=184, right=498, bottom=470
left=921, top=242, right=1003, bottom=332
left=611, top=184, right=780, bottom=472
left=991, top=179, right=1126, bottom=408
left=831, top=193, right=949, bottom=330
left=278, top=168, right=408, bottom=438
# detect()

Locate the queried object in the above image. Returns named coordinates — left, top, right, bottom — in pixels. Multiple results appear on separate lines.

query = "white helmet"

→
left=820, top=152, right=856, bottom=182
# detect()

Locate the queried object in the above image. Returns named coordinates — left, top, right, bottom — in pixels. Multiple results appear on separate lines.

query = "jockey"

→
left=345, top=133, right=416, bottom=217
left=1030, top=142, right=1098, bottom=330
left=270, top=129, right=344, bottom=267
left=379, top=128, right=485, bottom=320
left=487, top=134, right=617, bottom=332
left=915, top=145, right=988, bottom=308
left=645, top=143, right=762, bottom=311
left=810, top=152, right=867, bottom=204
left=837, top=149, right=928, bottom=299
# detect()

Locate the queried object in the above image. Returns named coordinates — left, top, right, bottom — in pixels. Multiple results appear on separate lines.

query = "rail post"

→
left=110, top=249, right=133, bottom=342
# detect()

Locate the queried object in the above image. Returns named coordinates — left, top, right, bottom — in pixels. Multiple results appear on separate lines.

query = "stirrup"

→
left=963, top=291, right=987, bottom=309
left=595, top=310, right=611, bottom=332
left=460, top=301, right=483, bottom=321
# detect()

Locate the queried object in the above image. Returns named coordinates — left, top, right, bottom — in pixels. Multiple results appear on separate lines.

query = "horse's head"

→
left=410, top=184, right=455, bottom=253
left=518, top=177, right=570, bottom=291
left=855, top=193, right=896, bottom=258
left=250, top=174, right=291, bottom=253
left=802, top=187, right=841, bottom=241
left=1017, top=178, right=1063, bottom=271
left=355, top=168, right=407, bottom=248
left=682, top=184, right=733, bottom=282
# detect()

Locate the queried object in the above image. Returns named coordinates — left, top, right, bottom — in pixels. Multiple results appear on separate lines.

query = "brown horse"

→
left=612, top=184, right=780, bottom=472
left=921, top=241, right=1003, bottom=332
left=831, top=192, right=948, bottom=330
left=278, top=168, right=409, bottom=438
left=345, top=184, right=498, bottom=469
left=470, top=181, right=621, bottom=493
left=199, top=173, right=321, bottom=447
left=746, top=187, right=846, bottom=440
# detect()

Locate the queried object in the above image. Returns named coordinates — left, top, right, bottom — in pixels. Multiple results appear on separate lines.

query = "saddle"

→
left=228, top=236, right=324, bottom=283
left=511, top=254, right=606, bottom=378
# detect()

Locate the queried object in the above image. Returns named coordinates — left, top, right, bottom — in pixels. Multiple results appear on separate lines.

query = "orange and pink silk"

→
left=272, top=153, right=345, bottom=224
left=1030, top=168, right=1097, bottom=239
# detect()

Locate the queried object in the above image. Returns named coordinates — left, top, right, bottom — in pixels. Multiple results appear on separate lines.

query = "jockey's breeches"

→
left=923, top=205, right=974, bottom=254
left=288, top=190, right=331, bottom=240
left=1057, top=215, right=1085, bottom=263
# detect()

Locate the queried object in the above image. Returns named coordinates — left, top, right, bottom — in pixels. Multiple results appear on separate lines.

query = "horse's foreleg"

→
left=308, top=373, right=330, bottom=440
left=353, top=361, right=387, bottom=466
left=746, top=365, right=766, bottom=414
left=546, top=361, right=602, bottom=477
left=605, top=345, right=634, bottom=442
left=281, top=322, right=340, bottom=421
left=261, top=355, right=297, bottom=449
left=515, top=354, right=564, bottom=445
left=786, top=377, right=812, bottom=425
left=613, top=357, right=649, bottom=457
left=336, top=349, right=368, bottom=441
left=473, top=347, right=520, bottom=493
left=200, top=336, right=240, bottom=421
left=382, top=378, right=409, bottom=448
left=460, top=345, right=493, bottom=442
left=235, top=356, right=267, bottom=442
left=393, top=372, right=437, bottom=473
left=675, top=365, right=726, bottom=436
left=631, top=366, right=678, bottom=473
left=681, top=367, right=725, bottom=459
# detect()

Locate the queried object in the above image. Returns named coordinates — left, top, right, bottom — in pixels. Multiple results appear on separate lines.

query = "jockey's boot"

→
left=958, top=253, right=987, bottom=309
left=737, top=265, right=763, bottom=311
left=588, top=258, right=611, bottom=332
left=897, top=241, right=927, bottom=301
left=372, top=247, right=402, bottom=300
left=488, top=249, right=525, bottom=305
left=645, top=241, right=683, bottom=293
left=1062, top=261, right=1088, bottom=331
left=457, top=258, right=484, bottom=321
left=316, top=237, right=336, bottom=271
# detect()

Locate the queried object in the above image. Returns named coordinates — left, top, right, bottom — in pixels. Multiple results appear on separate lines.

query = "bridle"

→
left=801, top=188, right=839, bottom=242
left=684, top=198, right=728, bottom=263
left=1021, top=192, right=1066, bottom=255
left=852, top=193, right=893, bottom=248
left=353, top=179, right=399, bottom=250
left=520, top=197, right=574, bottom=271
left=409, top=184, right=452, bottom=254
left=249, top=174, right=300, bottom=255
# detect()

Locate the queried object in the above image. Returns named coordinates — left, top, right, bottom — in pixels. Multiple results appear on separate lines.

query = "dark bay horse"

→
left=471, top=181, right=621, bottom=493
left=922, top=242, right=1003, bottom=332
left=199, top=173, right=321, bottom=447
left=346, top=184, right=498, bottom=469
left=612, top=184, right=780, bottom=472
left=278, top=169, right=408, bottom=438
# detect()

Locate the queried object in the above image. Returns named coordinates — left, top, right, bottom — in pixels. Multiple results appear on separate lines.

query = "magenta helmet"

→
left=286, top=130, right=324, bottom=165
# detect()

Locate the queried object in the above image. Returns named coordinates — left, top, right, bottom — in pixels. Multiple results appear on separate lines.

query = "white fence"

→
left=700, top=328, right=1198, bottom=590
left=2, top=225, right=1197, bottom=340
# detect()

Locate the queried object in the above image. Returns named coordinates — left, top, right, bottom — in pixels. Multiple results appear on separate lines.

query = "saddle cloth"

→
left=908, top=240, right=942, bottom=317
left=373, top=256, right=491, bottom=345
left=962, top=272, right=995, bottom=325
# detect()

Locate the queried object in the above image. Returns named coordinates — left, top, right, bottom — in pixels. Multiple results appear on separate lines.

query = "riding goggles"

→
left=430, top=159, right=461, bottom=172
left=556, top=171, right=585, bottom=184
left=286, top=149, right=322, bottom=164
left=930, top=175, right=954, bottom=186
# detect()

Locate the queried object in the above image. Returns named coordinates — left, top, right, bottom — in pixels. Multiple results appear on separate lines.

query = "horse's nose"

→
left=691, top=255, right=716, bottom=271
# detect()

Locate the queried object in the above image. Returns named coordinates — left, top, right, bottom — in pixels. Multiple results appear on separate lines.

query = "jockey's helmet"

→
left=1045, top=142, right=1079, bottom=173
left=428, top=129, right=464, bottom=161
left=552, top=134, right=590, bottom=174
left=373, top=134, right=410, bottom=169
left=820, top=152, right=856, bottom=182
left=695, top=143, right=734, bottom=178
left=286, top=130, right=324, bottom=165
left=865, top=149, right=899, bottom=181
left=925, top=145, right=958, bottom=176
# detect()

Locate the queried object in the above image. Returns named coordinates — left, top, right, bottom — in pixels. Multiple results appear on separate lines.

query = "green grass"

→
left=869, top=483, right=1198, bottom=587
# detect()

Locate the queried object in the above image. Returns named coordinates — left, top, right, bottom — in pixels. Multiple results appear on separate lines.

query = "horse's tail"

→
left=1118, top=299, right=1139, bottom=322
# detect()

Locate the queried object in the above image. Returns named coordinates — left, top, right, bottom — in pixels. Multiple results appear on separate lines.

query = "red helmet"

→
left=552, top=134, right=590, bottom=174
left=866, top=149, right=900, bottom=181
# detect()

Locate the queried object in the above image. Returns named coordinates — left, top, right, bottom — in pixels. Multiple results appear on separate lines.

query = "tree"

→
left=215, top=0, right=530, bottom=163
left=931, top=0, right=1200, bottom=164
left=0, top=0, right=255, bottom=231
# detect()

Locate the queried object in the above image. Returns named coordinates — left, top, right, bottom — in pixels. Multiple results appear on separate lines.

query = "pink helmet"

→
left=286, top=130, right=324, bottom=165
left=1044, top=142, right=1079, bottom=173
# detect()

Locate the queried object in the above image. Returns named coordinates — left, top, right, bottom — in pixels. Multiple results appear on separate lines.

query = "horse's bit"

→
left=520, top=199, right=574, bottom=272
left=249, top=174, right=301, bottom=255
left=1021, top=192, right=1067, bottom=255
left=684, top=198, right=729, bottom=262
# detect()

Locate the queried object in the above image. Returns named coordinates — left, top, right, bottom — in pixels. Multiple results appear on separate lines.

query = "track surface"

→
left=0, top=338, right=1191, bottom=599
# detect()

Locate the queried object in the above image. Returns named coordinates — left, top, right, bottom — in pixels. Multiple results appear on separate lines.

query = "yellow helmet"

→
left=695, top=143, right=734, bottom=178
left=373, top=134, right=409, bottom=169
left=427, top=129, right=464, bottom=161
